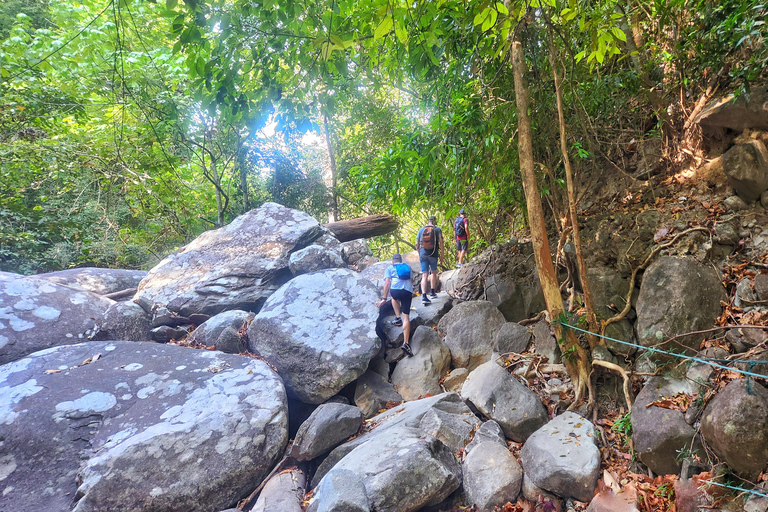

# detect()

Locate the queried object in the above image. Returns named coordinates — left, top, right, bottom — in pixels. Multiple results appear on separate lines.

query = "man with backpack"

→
left=375, top=253, right=414, bottom=356
left=454, top=208, right=469, bottom=268
left=416, top=215, right=444, bottom=305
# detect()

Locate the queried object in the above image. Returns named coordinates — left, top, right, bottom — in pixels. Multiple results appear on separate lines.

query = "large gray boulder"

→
left=91, top=300, right=152, bottom=341
left=248, top=268, right=380, bottom=403
left=694, top=86, right=768, bottom=132
left=493, top=322, right=531, bottom=355
left=520, top=412, right=600, bottom=502
left=0, top=272, right=114, bottom=365
left=354, top=370, right=403, bottom=418
left=701, top=379, right=768, bottom=478
left=635, top=256, right=725, bottom=353
left=307, top=468, right=371, bottom=512
left=461, top=360, right=548, bottom=442
left=35, top=267, right=147, bottom=296
left=252, top=469, right=305, bottom=512
left=0, top=341, right=288, bottom=512
left=292, top=403, right=363, bottom=461
left=342, top=239, right=373, bottom=267
left=185, top=310, right=254, bottom=354
left=315, top=426, right=461, bottom=512
left=391, top=326, right=451, bottom=400
left=464, top=420, right=507, bottom=455
left=360, top=261, right=391, bottom=289
left=438, top=301, right=506, bottom=371
left=289, top=244, right=345, bottom=276
left=463, top=440, right=523, bottom=511
left=418, top=292, right=454, bottom=327
left=134, top=203, right=324, bottom=316
left=631, top=377, right=700, bottom=476
left=722, top=140, right=768, bottom=203
left=311, top=393, right=480, bottom=488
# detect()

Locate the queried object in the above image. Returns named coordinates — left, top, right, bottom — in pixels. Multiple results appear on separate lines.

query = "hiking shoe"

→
left=391, top=317, right=403, bottom=326
left=401, top=342, right=414, bottom=357
left=422, top=296, right=431, bottom=305
left=456, top=263, right=462, bottom=268
left=429, top=291, right=438, bottom=298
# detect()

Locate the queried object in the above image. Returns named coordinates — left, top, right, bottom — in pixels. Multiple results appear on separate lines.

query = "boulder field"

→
left=1, top=202, right=765, bottom=511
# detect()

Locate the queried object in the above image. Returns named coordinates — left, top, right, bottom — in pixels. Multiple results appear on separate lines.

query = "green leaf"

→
left=611, top=27, right=627, bottom=42
left=482, top=9, right=497, bottom=31
left=374, top=17, right=393, bottom=40
left=166, top=0, right=178, bottom=10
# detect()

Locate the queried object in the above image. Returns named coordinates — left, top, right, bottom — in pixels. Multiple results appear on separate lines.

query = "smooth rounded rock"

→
left=461, top=360, right=548, bottom=442
left=248, top=268, right=380, bottom=404
left=0, top=341, right=289, bottom=512
left=520, top=412, right=600, bottom=502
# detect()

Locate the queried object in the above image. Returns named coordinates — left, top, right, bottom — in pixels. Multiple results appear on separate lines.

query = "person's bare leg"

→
left=431, top=271, right=439, bottom=294
left=458, top=249, right=465, bottom=264
left=421, top=271, right=429, bottom=299
left=402, top=314, right=411, bottom=345
left=392, top=298, right=402, bottom=318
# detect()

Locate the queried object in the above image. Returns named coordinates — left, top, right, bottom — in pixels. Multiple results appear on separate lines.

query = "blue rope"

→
left=702, top=480, right=768, bottom=499
left=552, top=320, right=768, bottom=381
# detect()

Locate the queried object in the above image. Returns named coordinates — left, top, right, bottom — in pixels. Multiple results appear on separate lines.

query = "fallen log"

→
left=103, top=288, right=137, bottom=301
left=323, top=214, right=398, bottom=242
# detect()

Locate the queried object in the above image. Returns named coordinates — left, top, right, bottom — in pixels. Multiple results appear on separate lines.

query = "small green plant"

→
left=611, top=412, right=632, bottom=437
left=655, top=482, right=674, bottom=500
left=561, top=345, right=578, bottom=363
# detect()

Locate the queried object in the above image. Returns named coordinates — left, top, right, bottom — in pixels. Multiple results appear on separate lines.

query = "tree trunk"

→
left=238, top=148, right=250, bottom=214
left=548, top=35, right=601, bottom=350
left=511, top=41, right=592, bottom=405
left=210, top=158, right=225, bottom=227
left=323, top=214, right=398, bottom=242
left=324, top=114, right=339, bottom=222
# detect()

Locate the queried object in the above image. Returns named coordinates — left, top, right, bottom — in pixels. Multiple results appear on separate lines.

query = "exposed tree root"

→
left=592, top=359, right=633, bottom=411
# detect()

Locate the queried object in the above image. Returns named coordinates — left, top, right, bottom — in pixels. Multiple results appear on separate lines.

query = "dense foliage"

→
left=0, top=0, right=766, bottom=273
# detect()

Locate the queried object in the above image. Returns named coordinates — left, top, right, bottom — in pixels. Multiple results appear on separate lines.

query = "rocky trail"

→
left=3, top=90, right=768, bottom=511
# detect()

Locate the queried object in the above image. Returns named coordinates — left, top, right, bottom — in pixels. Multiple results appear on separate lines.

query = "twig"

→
left=592, top=359, right=633, bottom=411
left=237, top=453, right=289, bottom=510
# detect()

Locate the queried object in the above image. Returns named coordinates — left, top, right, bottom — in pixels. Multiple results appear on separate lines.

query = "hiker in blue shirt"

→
left=375, top=253, right=414, bottom=356
left=416, top=216, right=444, bottom=305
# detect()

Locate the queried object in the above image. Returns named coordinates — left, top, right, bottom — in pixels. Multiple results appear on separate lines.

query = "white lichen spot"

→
left=0, top=455, right=17, bottom=481
left=55, top=392, right=117, bottom=415
left=175, top=365, right=187, bottom=371
left=122, top=363, right=143, bottom=372
left=104, top=344, right=117, bottom=352
left=12, top=300, right=36, bottom=311
left=69, top=293, right=89, bottom=305
left=115, top=382, right=129, bottom=390
left=150, top=487, right=164, bottom=497
left=58, top=365, right=69, bottom=370
left=65, top=333, right=74, bottom=338
left=3, top=486, right=13, bottom=496
left=9, top=317, right=34, bottom=332
left=32, top=306, right=61, bottom=320
left=0, top=368, right=43, bottom=425
left=120, top=394, right=132, bottom=400
left=0, top=336, right=7, bottom=350
left=137, top=386, right=156, bottom=399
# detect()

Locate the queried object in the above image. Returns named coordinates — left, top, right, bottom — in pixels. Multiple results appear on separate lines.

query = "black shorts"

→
left=390, top=288, right=413, bottom=315
left=456, top=239, right=468, bottom=251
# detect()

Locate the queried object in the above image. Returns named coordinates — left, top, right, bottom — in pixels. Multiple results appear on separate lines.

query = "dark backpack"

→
left=421, top=225, right=435, bottom=251
left=395, top=263, right=411, bottom=280
left=454, top=217, right=466, bottom=237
